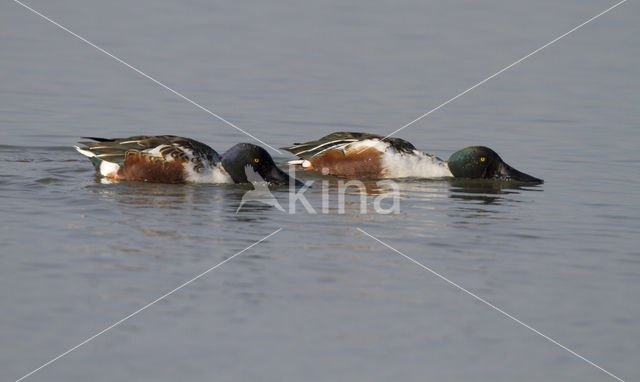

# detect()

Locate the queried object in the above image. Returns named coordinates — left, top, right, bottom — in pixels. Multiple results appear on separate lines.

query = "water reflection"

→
left=83, top=178, right=285, bottom=227
left=79, top=178, right=279, bottom=279
left=81, top=172, right=543, bottom=224
left=85, top=181, right=222, bottom=208
left=445, top=178, right=543, bottom=224
left=447, top=178, right=543, bottom=205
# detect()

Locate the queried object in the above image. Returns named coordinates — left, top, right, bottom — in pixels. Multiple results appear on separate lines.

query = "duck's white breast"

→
left=381, top=149, right=453, bottom=178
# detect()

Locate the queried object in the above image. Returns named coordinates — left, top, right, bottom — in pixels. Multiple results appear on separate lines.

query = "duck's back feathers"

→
left=281, top=132, right=416, bottom=158
left=76, top=135, right=221, bottom=165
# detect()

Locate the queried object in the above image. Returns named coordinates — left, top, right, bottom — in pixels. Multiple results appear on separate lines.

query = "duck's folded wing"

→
left=281, top=131, right=416, bottom=158
left=76, top=135, right=220, bottom=165
left=281, top=132, right=361, bottom=158
left=76, top=136, right=167, bottom=164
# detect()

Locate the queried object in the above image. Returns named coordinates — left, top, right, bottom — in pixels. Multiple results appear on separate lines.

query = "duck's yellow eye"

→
left=253, top=158, right=260, bottom=163
left=480, top=157, right=486, bottom=162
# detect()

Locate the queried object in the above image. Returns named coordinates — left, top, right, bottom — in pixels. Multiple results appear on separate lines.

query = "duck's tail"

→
left=74, top=145, right=103, bottom=171
left=74, top=137, right=123, bottom=175
left=74, top=145, right=96, bottom=158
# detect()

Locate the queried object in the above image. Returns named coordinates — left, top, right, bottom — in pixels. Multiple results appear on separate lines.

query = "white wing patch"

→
left=343, top=139, right=390, bottom=154
left=143, top=145, right=172, bottom=158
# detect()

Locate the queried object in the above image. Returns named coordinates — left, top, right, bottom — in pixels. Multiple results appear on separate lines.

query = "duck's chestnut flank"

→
left=117, top=151, right=187, bottom=183
left=308, top=146, right=384, bottom=178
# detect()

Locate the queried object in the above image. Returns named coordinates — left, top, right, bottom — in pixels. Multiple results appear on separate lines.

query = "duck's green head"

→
left=222, top=143, right=303, bottom=186
left=448, top=146, right=542, bottom=183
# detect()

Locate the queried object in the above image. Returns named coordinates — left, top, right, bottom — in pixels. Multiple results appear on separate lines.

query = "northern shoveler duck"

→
left=282, top=132, right=542, bottom=183
left=75, top=135, right=299, bottom=185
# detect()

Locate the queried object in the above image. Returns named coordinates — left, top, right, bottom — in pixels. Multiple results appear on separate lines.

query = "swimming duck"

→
left=75, top=135, right=299, bottom=185
left=282, top=132, right=542, bottom=183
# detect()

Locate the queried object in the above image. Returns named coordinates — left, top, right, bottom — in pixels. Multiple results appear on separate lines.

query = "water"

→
left=1, top=0, right=639, bottom=381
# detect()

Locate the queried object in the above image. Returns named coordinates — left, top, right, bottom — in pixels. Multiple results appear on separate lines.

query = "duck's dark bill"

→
left=497, top=162, right=543, bottom=183
left=265, top=166, right=304, bottom=187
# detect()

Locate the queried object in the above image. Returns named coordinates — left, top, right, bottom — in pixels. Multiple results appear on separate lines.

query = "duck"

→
left=74, top=135, right=300, bottom=185
left=282, top=132, right=542, bottom=183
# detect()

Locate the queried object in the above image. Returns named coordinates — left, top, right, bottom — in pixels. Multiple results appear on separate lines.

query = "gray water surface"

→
left=1, top=0, right=639, bottom=381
